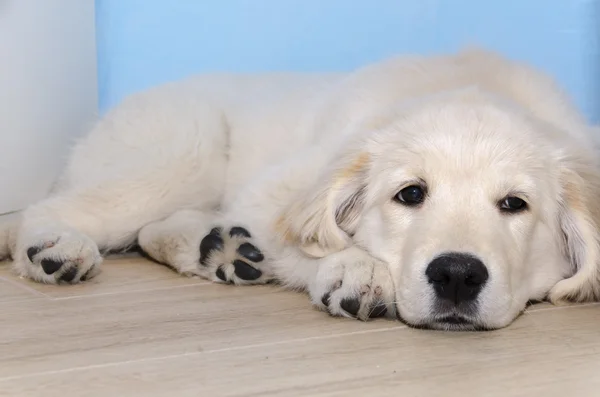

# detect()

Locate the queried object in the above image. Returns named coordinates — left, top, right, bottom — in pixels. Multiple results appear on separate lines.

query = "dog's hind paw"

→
left=14, top=229, right=102, bottom=284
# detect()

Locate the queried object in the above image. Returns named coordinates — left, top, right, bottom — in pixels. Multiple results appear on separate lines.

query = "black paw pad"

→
left=233, top=260, right=262, bottom=280
left=340, top=297, right=361, bottom=317
left=199, top=233, right=225, bottom=266
left=321, top=292, right=331, bottom=307
left=215, top=266, right=227, bottom=282
left=368, top=300, right=388, bottom=318
left=229, top=227, right=251, bottom=238
left=27, top=246, right=42, bottom=262
left=209, top=227, right=222, bottom=236
left=40, top=259, right=64, bottom=275
left=59, top=267, right=78, bottom=282
left=237, top=242, right=264, bottom=262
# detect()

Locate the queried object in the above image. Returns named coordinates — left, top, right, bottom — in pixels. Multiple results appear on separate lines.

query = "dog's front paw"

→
left=309, top=247, right=397, bottom=321
left=14, top=229, right=102, bottom=284
left=199, top=226, right=273, bottom=285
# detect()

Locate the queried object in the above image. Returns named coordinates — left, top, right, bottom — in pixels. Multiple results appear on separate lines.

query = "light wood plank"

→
left=0, top=274, right=398, bottom=378
left=1, top=305, right=599, bottom=397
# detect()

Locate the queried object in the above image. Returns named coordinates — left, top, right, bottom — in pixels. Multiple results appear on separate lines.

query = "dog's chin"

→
left=403, top=314, right=495, bottom=332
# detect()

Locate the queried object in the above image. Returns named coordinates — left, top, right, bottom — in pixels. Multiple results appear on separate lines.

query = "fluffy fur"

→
left=2, top=48, right=599, bottom=330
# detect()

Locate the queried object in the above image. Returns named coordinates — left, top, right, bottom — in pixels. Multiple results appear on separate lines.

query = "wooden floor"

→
left=1, top=256, right=599, bottom=397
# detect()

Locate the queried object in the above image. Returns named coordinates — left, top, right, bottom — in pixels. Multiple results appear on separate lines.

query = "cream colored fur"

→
left=1, top=48, right=599, bottom=330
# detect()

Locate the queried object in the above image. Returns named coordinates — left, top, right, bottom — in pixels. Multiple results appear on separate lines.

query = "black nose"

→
left=425, top=253, right=489, bottom=305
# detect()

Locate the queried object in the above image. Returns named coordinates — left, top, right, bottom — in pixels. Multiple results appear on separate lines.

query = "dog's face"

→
left=282, top=92, right=600, bottom=330
left=354, top=101, right=569, bottom=330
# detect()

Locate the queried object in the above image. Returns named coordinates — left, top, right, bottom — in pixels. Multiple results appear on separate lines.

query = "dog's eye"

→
left=394, top=185, right=426, bottom=206
left=499, top=196, right=528, bottom=213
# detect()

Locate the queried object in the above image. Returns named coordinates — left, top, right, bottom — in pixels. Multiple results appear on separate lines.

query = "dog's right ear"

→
left=274, top=152, right=370, bottom=258
left=549, top=154, right=600, bottom=303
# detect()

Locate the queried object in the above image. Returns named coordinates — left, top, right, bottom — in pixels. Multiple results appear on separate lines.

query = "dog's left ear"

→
left=275, top=152, right=370, bottom=258
left=550, top=157, right=600, bottom=303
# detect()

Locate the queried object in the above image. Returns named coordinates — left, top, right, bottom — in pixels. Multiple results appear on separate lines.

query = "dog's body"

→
left=2, top=49, right=599, bottom=330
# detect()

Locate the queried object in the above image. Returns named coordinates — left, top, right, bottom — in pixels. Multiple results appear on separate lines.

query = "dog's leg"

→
left=138, top=213, right=276, bottom=285
left=13, top=192, right=120, bottom=284
left=13, top=158, right=224, bottom=285
left=12, top=181, right=181, bottom=284
left=137, top=209, right=217, bottom=277
left=10, top=95, right=230, bottom=284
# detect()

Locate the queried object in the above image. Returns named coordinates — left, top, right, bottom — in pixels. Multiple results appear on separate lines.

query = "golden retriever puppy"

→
left=2, top=48, right=598, bottom=330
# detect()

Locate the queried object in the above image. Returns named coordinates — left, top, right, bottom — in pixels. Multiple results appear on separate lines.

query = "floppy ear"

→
left=549, top=161, right=600, bottom=303
left=275, top=152, right=370, bottom=258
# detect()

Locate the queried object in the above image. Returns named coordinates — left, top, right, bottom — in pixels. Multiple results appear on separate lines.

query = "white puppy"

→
left=1, top=48, right=599, bottom=330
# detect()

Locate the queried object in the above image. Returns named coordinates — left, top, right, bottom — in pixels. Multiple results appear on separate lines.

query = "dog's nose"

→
left=425, top=253, right=489, bottom=304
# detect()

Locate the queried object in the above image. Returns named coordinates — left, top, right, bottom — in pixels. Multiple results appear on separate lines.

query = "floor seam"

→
left=0, top=276, right=53, bottom=300
left=0, top=325, right=407, bottom=383
left=48, top=281, right=213, bottom=301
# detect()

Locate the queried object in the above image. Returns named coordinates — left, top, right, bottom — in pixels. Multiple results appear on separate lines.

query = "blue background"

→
left=95, top=0, right=599, bottom=122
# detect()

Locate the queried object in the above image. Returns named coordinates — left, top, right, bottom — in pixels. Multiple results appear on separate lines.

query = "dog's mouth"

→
left=405, top=314, right=492, bottom=332
left=438, top=314, right=471, bottom=325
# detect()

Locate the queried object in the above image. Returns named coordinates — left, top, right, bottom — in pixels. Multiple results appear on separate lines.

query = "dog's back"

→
left=305, top=48, right=590, bottom=146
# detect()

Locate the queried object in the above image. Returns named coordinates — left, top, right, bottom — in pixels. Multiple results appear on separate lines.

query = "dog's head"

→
left=278, top=90, right=600, bottom=330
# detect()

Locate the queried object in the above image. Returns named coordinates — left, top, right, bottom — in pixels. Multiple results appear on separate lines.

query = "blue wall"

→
left=96, top=0, right=599, bottom=122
